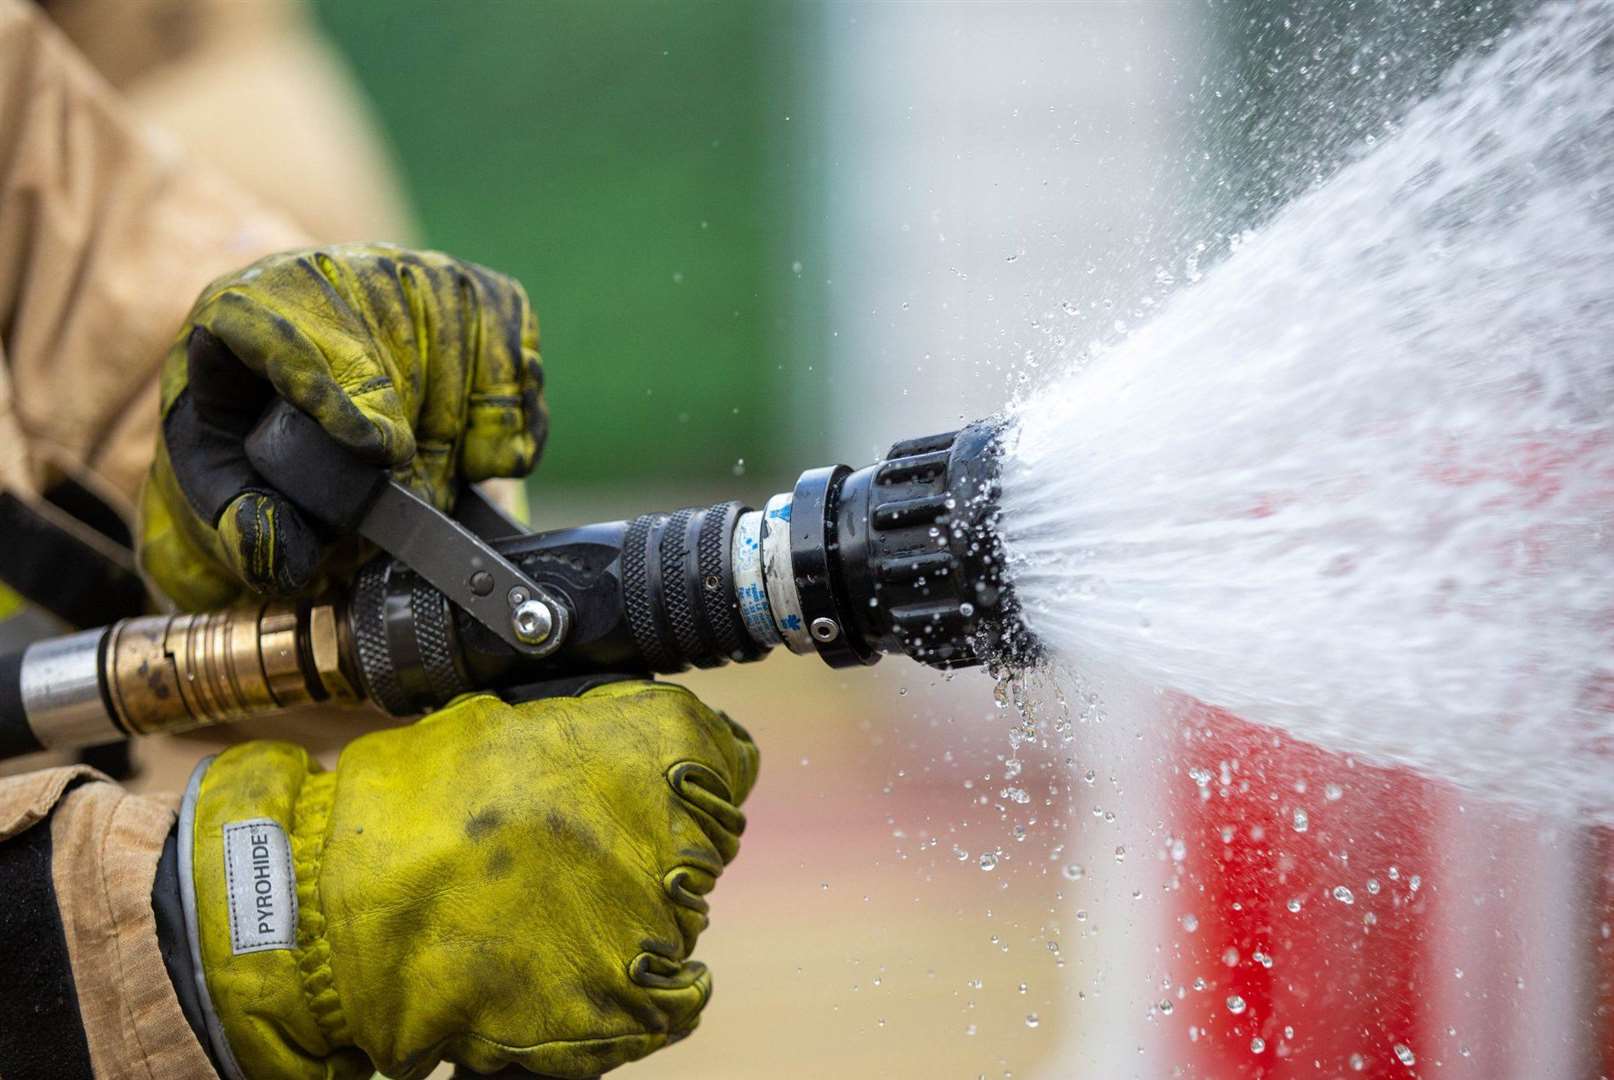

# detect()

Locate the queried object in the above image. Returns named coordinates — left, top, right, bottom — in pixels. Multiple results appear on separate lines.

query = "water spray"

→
left=0, top=416, right=1032, bottom=757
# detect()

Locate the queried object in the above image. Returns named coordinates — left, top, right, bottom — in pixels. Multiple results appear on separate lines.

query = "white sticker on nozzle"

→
left=222, top=818, right=298, bottom=954
left=761, top=494, right=813, bottom=654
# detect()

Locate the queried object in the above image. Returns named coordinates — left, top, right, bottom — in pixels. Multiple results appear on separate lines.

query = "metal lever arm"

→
left=244, top=400, right=564, bottom=656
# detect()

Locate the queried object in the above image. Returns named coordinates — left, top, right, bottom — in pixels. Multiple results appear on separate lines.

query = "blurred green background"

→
left=312, top=0, right=807, bottom=492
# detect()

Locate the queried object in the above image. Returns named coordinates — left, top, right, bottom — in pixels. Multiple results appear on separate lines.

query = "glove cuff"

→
left=188, top=742, right=368, bottom=1080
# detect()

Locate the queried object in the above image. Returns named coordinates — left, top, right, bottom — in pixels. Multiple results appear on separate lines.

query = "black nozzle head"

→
left=814, top=419, right=1036, bottom=671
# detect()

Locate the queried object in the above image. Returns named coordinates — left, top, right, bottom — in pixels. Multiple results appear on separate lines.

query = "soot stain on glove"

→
left=484, top=846, right=514, bottom=880
left=545, top=809, right=603, bottom=856
left=464, top=807, right=503, bottom=841
left=270, top=312, right=298, bottom=344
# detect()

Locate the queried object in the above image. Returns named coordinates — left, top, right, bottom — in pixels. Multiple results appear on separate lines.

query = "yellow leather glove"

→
left=140, top=244, right=547, bottom=611
left=182, top=681, right=759, bottom=1080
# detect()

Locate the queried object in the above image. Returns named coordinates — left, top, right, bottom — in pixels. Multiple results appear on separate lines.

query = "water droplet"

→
left=1025, top=1013, right=1040, bottom=1028
left=1018, top=982, right=1028, bottom=994
left=1333, top=885, right=1355, bottom=904
left=1181, top=913, right=1200, bottom=933
left=1158, top=1000, right=1174, bottom=1015
left=1393, top=1042, right=1416, bottom=1066
left=1366, top=878, right=1381, bottom=895
left=1226, top=995, right=1247, bottom=1015
left=1287, top=897, right=1304, bottom=913
left=1349, top=1052, right=1366, bottom=1071
left=1292, top=808, right=1309, bottom=832
left=1250, top=1037, right=1266, bottom=1053
left=979, top=852, right=998, bottom=872
left=1062, top=863, right=1084, bottom=881
left=1325, top=783, right=1343, bottom=801
left=1113, top=845, right=1126, bottom=862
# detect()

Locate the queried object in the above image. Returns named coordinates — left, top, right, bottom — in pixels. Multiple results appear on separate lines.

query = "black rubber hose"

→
left=0, top=648, right=42, bottom=758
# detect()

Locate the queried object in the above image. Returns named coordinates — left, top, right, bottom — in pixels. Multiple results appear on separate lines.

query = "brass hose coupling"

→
left=103, top=599, right=363, bottom=738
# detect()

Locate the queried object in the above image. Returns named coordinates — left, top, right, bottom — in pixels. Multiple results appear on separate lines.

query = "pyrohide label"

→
left=222, top=818, right=298, bottom=954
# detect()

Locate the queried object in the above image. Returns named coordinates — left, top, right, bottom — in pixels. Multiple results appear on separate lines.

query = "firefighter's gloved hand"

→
left=140, top=244, right=547, bottom=611
left=183, top=681, right=759, bottom=1080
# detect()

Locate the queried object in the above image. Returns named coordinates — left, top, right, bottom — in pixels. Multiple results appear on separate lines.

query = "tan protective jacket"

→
left=0, top=0, right=305, bottom=511
left=0, top=764, right=217, bottom=1077
left=0, top=3, right=342, bottom=1075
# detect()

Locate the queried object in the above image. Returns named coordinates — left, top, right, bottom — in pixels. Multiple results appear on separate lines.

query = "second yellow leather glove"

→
left=181, top=681, right=758, bottom=1080
left=140, top=244, right=547, bottom=611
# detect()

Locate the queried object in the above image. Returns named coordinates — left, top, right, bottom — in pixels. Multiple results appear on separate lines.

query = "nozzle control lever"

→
left=244, top=400, right=565, bottom=657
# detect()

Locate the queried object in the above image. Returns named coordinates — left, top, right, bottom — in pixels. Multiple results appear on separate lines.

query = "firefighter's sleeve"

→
left=0, top=0, right=303, bottom=521
left=0, top=766, right=220, bottom=1078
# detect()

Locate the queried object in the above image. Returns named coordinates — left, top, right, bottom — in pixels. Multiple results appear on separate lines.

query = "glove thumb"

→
left=161, top=326, right=324, bottom=596
left=214, top=489, right=322, bottom=595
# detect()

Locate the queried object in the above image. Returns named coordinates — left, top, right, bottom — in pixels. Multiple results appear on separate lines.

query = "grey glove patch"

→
left=221, top=818, right=298, bottom=954
left=180, top=756, right=251, bottom=1080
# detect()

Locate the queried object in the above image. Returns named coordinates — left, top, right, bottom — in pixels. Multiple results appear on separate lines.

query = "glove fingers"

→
left=580, top=682, right=760, bottom=809
left=629, top=954, right=712, bottom=1037
left=667, top=761, right=746, bottom=864
left=460, top=266, right=545, bottom=481
left=195, top=263, right=415, bottom=466
left=663, top=866, right=717, bottom=953
left=717, top=712, right=760, bottom=806
left=404, top=258, right=473, bottom=456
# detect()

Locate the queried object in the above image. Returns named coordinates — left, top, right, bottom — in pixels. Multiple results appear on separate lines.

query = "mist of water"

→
left=998, top=1, right=1614, bottom=822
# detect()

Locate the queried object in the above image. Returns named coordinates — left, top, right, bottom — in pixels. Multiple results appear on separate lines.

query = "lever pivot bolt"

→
left=511, top=599, right=552, bottom=645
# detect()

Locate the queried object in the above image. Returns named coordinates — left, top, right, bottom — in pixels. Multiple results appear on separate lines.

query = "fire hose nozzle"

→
left=0, top=420, right=1032, bottom=756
